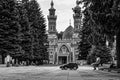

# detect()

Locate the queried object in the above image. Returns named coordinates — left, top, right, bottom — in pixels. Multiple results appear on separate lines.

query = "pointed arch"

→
left=58, top=44, right=71, bottom=54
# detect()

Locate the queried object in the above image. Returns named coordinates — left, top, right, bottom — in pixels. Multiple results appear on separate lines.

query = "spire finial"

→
left=69, top=19, right=71, bottom=26
left=51, top=0, right=54, bottom=7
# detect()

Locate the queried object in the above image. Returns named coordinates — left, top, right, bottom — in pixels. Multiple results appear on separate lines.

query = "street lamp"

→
left=106, top=40, right=109, bottom=47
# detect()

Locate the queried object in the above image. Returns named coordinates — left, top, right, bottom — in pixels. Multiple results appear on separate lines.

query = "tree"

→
left=0, top=0, right=23, bottom=63
left=78, top=27, right=91, bottom=60
left=16, top=1, right=31, bottom=62
left=90, top=46, right=111, bottom=65
left=0, top=0, right=48, bottom=65
left=77, top=2, right=92, bottom=60
left=81, top=0, right=120, bottom=68
left=23, top=0, right=48, bottom=64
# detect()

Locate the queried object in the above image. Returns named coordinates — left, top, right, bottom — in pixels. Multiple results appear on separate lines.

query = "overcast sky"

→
left=37, top=0, right=76, bottom=32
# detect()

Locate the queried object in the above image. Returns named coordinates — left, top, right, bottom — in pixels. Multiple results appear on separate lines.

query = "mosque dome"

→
left=62, top=25, right=74, bottom=39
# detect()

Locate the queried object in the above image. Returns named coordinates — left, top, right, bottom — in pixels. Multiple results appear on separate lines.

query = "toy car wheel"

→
left=64, top=67, right=67, bottom=70
left=73, top=67, right=77, bottom=70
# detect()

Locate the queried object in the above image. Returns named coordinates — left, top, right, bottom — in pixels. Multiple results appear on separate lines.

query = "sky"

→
left=37, top=0, right=76, bottom=32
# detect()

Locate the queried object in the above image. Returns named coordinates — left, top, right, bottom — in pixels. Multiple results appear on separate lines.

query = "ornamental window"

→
left=50, top=26, right=53, bottom=31
left=49, top=55, right=53, bottom=58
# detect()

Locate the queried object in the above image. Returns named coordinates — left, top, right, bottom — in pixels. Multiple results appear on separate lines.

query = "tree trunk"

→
left=1, top=53, right=5, bottom=64
left=116, top=30, right=120, bottom=68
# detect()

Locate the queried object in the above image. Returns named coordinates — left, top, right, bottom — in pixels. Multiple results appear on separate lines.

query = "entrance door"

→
left=58, top=56, right=67, bottom=64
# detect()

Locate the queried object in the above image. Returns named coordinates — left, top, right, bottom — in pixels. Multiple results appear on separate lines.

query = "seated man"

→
left=92, top=57, right=101, bottom=70
left=108, top=61, right=117, bottom=72
left=109, top=63, right=116, bottom=69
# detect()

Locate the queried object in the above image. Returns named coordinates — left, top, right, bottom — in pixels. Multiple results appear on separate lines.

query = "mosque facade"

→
left=47, top=0, right=82, bottom=64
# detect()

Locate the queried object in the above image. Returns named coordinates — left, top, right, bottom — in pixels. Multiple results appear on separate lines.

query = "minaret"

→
left=47, top=0, right=57, bottom=34
left=72, top=0, right=82, bottom=63
left=47, top=1, right=57, bottom=64
left=72, top=0, right=82, bottom=33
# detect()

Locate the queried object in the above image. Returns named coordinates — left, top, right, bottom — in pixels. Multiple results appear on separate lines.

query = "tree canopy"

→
left=80, top=0, right=120, bottom=67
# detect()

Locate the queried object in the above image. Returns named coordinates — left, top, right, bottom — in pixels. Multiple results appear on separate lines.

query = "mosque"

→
left=48, top=0, right=82, bottom=64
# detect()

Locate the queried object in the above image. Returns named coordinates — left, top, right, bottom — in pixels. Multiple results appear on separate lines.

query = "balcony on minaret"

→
left=47, top=15, right=57, bottom=20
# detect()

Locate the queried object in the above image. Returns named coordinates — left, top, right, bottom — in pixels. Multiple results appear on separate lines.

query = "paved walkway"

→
left=0, top=65, right=120, bottom=80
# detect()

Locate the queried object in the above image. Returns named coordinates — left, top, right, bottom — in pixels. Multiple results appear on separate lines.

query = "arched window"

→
left=59, top=45, right=69, bottom=54
left=50, top=26, right=53, bottom=31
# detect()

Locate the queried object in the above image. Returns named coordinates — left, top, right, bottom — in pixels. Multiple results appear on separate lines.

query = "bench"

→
left=99, top=64, right=120, bottom=73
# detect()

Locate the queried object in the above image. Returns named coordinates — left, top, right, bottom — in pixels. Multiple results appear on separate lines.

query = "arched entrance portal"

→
left=58, top=56, right=67, bottom=64
left=58, top=45, right=72, bottom=64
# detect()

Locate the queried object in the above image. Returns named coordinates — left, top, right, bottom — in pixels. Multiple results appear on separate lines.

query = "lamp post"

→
left=112, top=35, right=116, bottom=64
left=106, top=40, right=109, bottom=47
